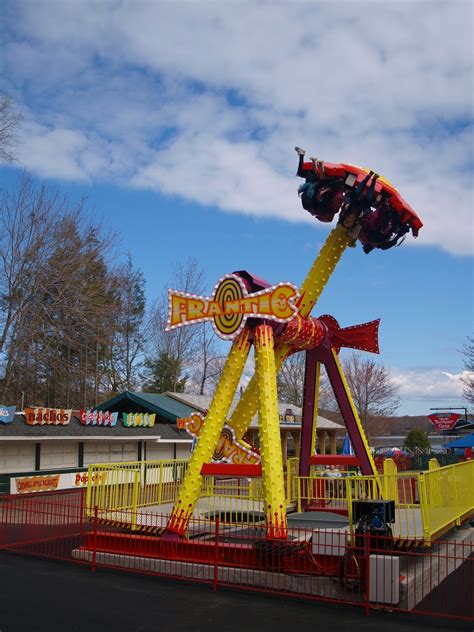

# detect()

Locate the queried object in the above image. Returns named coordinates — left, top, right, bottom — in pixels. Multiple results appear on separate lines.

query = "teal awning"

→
left=94, top=391, right=196, bottom=422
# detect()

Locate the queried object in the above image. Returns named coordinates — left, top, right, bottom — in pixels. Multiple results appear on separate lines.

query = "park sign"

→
left=80, top=410, right=118, bottom=426
left=167, top=273, right=299, bottom=340
left=122, top=412, right=156, bottom=427
left=0, top=405, right=16, bottom=423
left=428, top=413, right=460, bottom=431
left=25, top=407, right=72, bottom=425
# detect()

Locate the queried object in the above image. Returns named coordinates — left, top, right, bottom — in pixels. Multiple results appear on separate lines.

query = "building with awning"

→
left=163, top=392, right=344, bottom=465
left=0, top=393, right=193, bottom=484
left=0, top=390, right=344, bottom=487
left=94, top=390, right=196, bottom=423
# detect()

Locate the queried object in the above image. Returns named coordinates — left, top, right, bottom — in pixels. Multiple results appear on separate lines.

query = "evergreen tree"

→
left=404, top=428, right=431, bottom=452
left=142, top=352, right=187, bottom=393
left=103, top=254, right=146, bottom=393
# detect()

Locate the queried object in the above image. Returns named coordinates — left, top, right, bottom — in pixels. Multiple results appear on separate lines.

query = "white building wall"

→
left=0, top=442, right=36, bottom=474
left=83, top=441, right=138, bottom=465
left=0, top=438, right=192, bottom=475
left=145, top=442, right=174, bottom=461
left=40, top=441, right=78, bottom=469
left=176, top=443, right=192, bottom=459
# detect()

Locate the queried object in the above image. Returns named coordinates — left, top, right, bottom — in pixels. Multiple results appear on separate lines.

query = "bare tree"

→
left=0, top=95, right=22, bottom=162
left=277, top=352, right=306, bottom=407
left=0, top=174, right=134, bottom=408
left=0, top=174, right=64, bottom=358
left=277, top=351, right=335, bottom=409
left=341, top=352, right=400, bottom=440
left=146, top=258, right=207, bottom=392
left=191, top=324, right=226, bottom=395
left=460, top=335, right=474, bottom=407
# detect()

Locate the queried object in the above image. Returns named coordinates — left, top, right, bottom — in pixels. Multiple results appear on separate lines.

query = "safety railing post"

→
left=451, top=466, right=461, bottom=526
left=249, top=478, right=255, bottom=499
left=296, top=478, right=302, bottom=513
left=346, top=477, right=353, bottom=536
left=85, top=466, right=93, bottom=518
left=286, top=461, right=292, bottom=503
left=0, top=498, right=7, bottom=548
left=131, top=469, right=140, bottom=531
left=157, top=461, right=164, bottom=506
left=364, top=530, right=371, bottom=616
left=79, top=488, right=85, bottom=539
left=417, top=473, right=431, bottom=544
left=92, top=505, right=98, bottom=573
left=213, top=517, right=220, bottom=591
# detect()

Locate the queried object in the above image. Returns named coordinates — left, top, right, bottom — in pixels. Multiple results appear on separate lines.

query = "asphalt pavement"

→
left=0, top=553, right=470, bottom=632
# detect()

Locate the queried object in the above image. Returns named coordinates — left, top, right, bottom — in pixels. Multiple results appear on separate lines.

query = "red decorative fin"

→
left=319, top=314, right=380, bottom=354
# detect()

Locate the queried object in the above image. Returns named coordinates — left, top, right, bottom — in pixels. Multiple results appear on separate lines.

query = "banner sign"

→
left=80, top=410, right=118, bottom=426
left=25, top=407, right=72, bottom=425
left=11, top=470, right=108, bottom=494
left=122, top=412, right=156, bottom=427
left=167, top=273, right=299, bottom=340
left=15, top=474, right=61, bottom=493
left=181, top=412, right=260, bottom=465
left=0, top=405, right=16, bottom=424
left=428, top=413, right=460, bottom=431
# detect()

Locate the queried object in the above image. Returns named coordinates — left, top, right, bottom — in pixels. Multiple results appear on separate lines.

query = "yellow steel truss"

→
left=166, top=328, right=252, bottom=535
left=254, top=324, right=288, bottom=538
left=229, top=223, right=354, bottom=439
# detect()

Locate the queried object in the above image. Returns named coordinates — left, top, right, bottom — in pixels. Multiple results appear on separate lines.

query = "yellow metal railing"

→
left=420, top=460, right=474, bottom=541
left=86, top=459, right=266, bottom=527
left=87, top=457, right=473, bottom=539
left=293, top=475, right=381, bottom=528
left=286, top=457, right=299, bottom=503
left=86, top=459, right=190, bottom=521
left=294, top=460, right=474, bottom=543
left=198, top=476, right=265, bottom=523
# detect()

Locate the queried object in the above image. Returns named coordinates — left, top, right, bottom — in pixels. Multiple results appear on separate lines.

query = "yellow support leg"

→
left=254, top=325, right=288, bottom=539
left=229, top=223, right=353, bottom=439
left=166, top=328, right=252, bottom=536
left=311, top=361, right=321, bottom=456
left=308, top=361, right=321, bottom=476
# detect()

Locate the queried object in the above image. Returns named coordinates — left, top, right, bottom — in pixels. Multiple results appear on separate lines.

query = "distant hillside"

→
left=386, top=415, right=434, bottom=435
left=320, top=410, right=473, bottom=436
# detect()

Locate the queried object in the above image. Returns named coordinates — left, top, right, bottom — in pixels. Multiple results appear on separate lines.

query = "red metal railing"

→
left=0, top=490, right=472, bottom=621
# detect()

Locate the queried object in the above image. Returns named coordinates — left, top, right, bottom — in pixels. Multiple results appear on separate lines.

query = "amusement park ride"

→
left=163, top=147, right=423, bottom=541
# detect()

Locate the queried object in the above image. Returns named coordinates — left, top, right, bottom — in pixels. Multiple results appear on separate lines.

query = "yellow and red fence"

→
left=0, top=488, right=473, bottom=622
left=293, top=459, right=474, bottom=543
left=82, top=457, right=474, bottom=544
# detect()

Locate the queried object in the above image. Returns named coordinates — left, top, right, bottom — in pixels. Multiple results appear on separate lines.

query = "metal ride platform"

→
left=91, top=495, right=442, bottom=546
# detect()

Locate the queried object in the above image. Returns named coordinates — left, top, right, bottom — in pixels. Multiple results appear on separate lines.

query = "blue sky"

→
left=1, top=0, right=472, bottom=416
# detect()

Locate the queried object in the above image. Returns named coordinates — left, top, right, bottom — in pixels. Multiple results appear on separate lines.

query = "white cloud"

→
left=392, top=367, right=471, bottom=403
left=2, top=0, right=473, bottom=254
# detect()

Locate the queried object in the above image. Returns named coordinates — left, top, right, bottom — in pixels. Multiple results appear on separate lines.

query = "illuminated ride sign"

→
left=178, top=412, right=260, bottom=465
left=167, top=273, right=299, bottom=340
left=428, top=413, right=460, bottom=431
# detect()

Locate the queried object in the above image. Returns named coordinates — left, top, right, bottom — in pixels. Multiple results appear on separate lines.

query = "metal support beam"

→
left=165, top=328, right=252, bottom=537
left=254, top=325, right=288, bottom=539
left=229, top=223, right=353, bottom=440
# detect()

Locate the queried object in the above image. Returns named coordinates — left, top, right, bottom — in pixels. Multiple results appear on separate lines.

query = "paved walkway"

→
left=0, top=553, right=470, bottom=632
